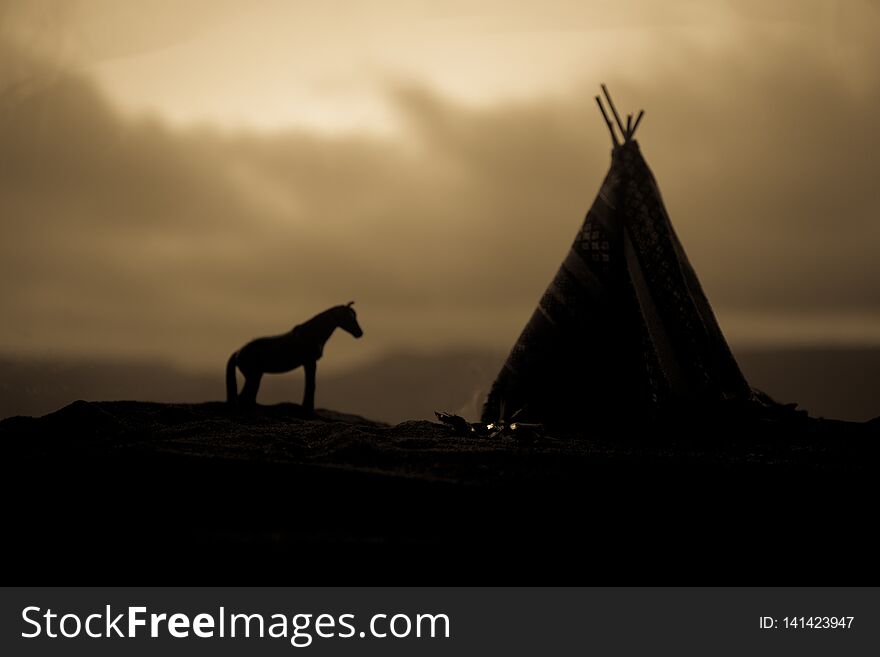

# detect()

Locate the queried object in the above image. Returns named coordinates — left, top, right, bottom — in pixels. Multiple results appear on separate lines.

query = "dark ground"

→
left=3, top=400, right=878, bottom=584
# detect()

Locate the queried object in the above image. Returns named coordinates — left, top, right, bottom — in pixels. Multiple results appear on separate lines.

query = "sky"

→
left=1, top=0, right=879, bottom=372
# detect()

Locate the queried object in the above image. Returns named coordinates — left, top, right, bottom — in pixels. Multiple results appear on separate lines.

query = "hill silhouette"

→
left=3, top=397, right=877, bottom=583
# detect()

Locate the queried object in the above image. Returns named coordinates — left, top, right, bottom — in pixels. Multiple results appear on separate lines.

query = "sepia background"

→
left=2, top=1, right=879, bottom=421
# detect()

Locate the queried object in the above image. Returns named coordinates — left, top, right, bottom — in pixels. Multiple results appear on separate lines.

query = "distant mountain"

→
left=736, top=347, right=880, bottom=422
left=0, top=350, right=504, bottom=423
left=1, top=346, right=879, bottom=422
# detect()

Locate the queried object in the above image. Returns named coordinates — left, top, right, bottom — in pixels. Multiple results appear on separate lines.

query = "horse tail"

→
left=226, top=351, right=239, bottom=404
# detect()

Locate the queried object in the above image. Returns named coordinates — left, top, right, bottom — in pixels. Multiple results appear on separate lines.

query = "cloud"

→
left=2, top=9, right=880, bottom=370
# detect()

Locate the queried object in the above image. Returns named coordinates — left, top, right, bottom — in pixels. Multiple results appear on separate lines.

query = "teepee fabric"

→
left=482, top=140, right=751, bottom=427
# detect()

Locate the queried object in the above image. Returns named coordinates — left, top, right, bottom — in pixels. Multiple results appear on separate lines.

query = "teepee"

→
left=482, top=86, right=752, bottom=427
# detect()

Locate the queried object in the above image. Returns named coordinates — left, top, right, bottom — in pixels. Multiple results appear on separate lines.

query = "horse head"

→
left=338, top=301, right=363, bottom=338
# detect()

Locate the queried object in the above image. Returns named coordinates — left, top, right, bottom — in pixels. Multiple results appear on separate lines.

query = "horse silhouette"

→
left=226, top=302, right=363, bottom=410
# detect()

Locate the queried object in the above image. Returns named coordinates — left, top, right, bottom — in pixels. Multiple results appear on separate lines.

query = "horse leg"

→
left=303, top=360, right=316, bottom=413
left=226, top=352, right=239, bottom=404
left=241, top=372, right=262, bottom=406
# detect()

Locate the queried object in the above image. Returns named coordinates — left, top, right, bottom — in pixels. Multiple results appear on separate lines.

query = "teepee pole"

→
left=631, top=110, right=645, bottom=136
left=595, top=96, right=620, bottom=147
left=600, top=84, right=627, bottom=142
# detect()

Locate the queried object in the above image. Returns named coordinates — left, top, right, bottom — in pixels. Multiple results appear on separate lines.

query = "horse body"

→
left=238, top=331, right=315, bottom=374
left=226, top=303, right=362, bottom=410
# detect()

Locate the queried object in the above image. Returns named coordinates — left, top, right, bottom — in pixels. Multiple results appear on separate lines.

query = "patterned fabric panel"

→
left=615, top=142, right=751, bottom=401
left=482, top=162, right=650, bottom=425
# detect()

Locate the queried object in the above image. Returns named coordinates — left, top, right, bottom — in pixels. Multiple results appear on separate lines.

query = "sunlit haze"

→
left=2, top=0, right=879, bottom=371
